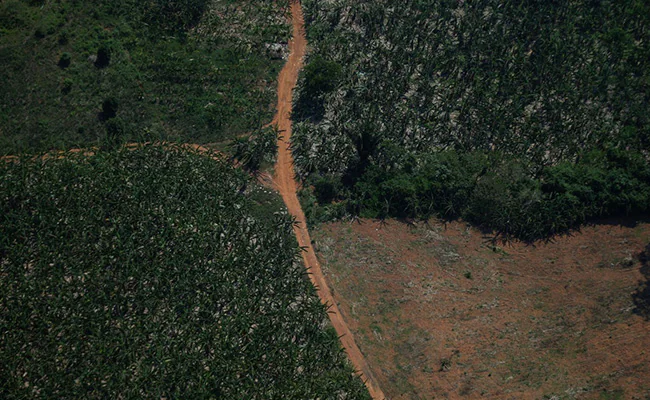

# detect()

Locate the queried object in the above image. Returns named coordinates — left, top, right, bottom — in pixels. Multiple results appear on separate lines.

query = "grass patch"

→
left=0, top=0, right=291, bottom=154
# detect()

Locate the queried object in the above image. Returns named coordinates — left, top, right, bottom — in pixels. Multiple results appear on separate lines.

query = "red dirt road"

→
left=2, top=2, right=385, bottom=396
left=272, top=2, right=386, bottom=399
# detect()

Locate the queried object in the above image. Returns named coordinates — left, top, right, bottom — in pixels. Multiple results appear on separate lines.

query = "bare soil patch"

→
left=312, top=218, right=650, bottom=399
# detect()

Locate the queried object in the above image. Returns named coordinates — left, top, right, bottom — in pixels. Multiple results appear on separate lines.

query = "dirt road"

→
left=2, top=2, right=385, bottom=396
left=272, top=2, right=386, bottom=399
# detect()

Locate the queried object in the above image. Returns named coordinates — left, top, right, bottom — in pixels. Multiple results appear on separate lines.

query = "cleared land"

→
left=313, top=218, right=650, bottom=399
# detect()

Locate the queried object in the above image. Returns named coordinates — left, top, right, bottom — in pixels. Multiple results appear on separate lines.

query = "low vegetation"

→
left=293, top=0, right=650, bottom=240
left=0, top=0, right=290, bottom=154
left=0, top=146, right=370, bottom=399
left=229, top=125, right=279, bottom=172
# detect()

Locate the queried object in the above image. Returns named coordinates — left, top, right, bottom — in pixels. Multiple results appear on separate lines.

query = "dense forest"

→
left=0, top=146, right=370, bottom=399
left=293, top=0, right=650, bottom=240
left=0, top=0, right=289, bottom=154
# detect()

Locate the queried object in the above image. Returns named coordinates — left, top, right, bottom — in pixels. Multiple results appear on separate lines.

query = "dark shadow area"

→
left=292, top=56, right=342, bottom=123
left=57, top=52, right=71, bottom=69
left=587, top=213, right=650, bottom=229
left=633, top=243, right=650, bottom=320
left=98, top=97, right=118, bottom=122
left=467, top=213, right=650, bottom=246
left=94, top=46, right=110, bottom=69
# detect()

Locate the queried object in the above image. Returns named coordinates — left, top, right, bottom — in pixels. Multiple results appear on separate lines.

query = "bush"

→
left=57, top=30, right=68, bottom=45
left=95, top=45, right=111, bottom=68
left=313, top=174, right=341, bottom=204
left=101, top=97, right=119, bottom=119
left=348, top=151, right=486, bottom=220
left=102, top=117, right=127, bottom=149
left=57, top=52, right=71, bottom=68
left=61, top=78, right=73, bottom=94
left=229, top=126, right=278, bottom=171
left=302, top=56, right=341, bottom=95
left=294, top=56, right=342, bottom=121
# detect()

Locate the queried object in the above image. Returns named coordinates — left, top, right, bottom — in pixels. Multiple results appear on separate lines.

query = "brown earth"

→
left=312, top=218, right=650, bottom=399
left=272, top=2, right=386, bottom=399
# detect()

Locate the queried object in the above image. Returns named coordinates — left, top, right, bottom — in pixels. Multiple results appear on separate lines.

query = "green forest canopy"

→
left=293, top=0, right=650, bottom=240
left=0, top=2, right=374, bottom=398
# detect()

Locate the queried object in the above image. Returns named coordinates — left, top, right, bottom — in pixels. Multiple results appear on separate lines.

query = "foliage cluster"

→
left=0, top=0, right=291, bottom=154
left=293, top=0, right=650, bottom=240
left=229, top=125, right=279, bottom=172
left=0, top=146, right=370, bottom=399
left=356, top=148, right=649, bottom=240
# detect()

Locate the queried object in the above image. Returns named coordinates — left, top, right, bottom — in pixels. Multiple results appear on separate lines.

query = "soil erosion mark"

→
left=272, top=2, right=386, bottom=399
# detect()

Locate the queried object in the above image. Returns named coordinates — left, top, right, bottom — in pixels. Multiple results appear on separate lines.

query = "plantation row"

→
left=293, top=0, right=650, bottom=240
left=0, top=0, right=290, bottom=154
left=0, top=146, right=370, bottom=399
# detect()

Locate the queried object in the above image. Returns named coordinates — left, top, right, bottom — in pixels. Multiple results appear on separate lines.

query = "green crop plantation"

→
left=0, top=0, right=290, bottom=154
left=293, top=0, right=650, bottom=240
left=0, top=146, right=370, bottom=399
left=1, top=1, right=373, bottom=398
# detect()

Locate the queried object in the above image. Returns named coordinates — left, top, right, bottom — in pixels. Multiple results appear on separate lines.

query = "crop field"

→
left=293, top=0, right=650, bottom=241
left=0, top=146, right=370, bottom=399
left=0, top=0, right=290, bottom=154
left=313, top=218, right=650, bottom=399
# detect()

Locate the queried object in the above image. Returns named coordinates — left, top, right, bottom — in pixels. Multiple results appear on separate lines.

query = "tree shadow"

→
left=473, top=213, right=650, bottom=246
left=586, top=213, right=650, bottom=229
left=632, top=243, right=650, bottom=320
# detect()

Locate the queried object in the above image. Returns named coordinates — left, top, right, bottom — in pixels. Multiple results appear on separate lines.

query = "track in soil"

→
left=271, top=2, right=386, bottom=399
left=1, top=2, right=385, bottom=396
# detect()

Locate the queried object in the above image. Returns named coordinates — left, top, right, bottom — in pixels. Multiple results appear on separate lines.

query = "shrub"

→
left=102, top=117, right=126, bottom=149
left=302, top=56, right=341, bottom=96
left=313, top=174, right=341, bottom=204
left=229, top=126, right=278, bottom=171
left=294, top=56, right=342, bottom=121
left=95, top=45, right=111, bottom=68
left=101, top=97, right=119, bottom=119
left=61, top=78, right=73, bottom=94
left=57, top=30, right=68, bottom=45
left=57, top=52, right=71, bottom=68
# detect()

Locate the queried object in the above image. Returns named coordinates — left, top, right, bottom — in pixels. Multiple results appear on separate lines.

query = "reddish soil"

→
left=272, top=2, right=386, bottom=398
left=312, top=218, right=650, bottom=399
